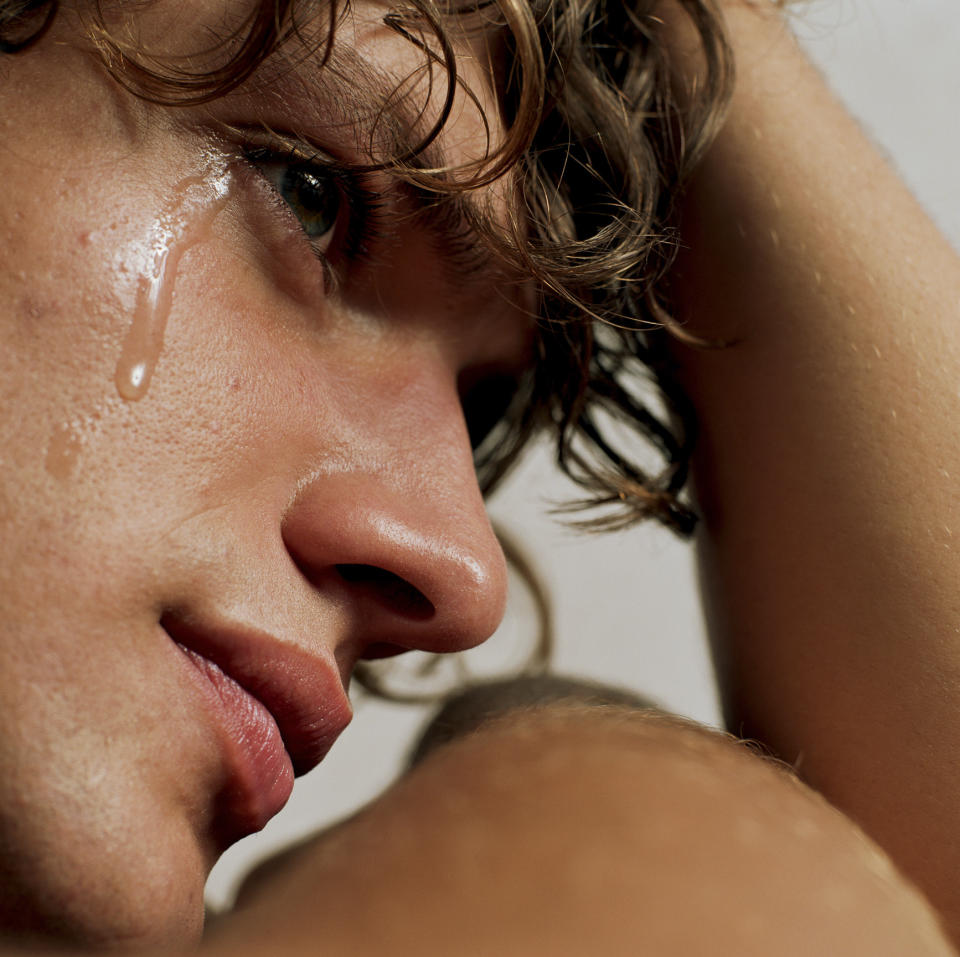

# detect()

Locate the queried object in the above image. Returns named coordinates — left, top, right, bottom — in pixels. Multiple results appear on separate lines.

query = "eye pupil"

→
left=281, top=165, right=340, bottom=239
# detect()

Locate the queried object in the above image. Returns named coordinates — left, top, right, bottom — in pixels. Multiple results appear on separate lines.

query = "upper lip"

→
left=161, top=610, right=353, bottom=775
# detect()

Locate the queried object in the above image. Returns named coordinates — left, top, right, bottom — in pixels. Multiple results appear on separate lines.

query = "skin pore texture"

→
left=5, top=1, right=960, bottom=955
left=0, top=0, right=524, bottom=948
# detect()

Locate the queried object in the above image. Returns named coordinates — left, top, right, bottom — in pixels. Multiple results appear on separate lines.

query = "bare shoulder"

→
left=207, top=705, right=955, bottom=957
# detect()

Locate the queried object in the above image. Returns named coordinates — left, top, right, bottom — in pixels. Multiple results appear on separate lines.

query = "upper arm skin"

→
left=663, top=1, right=960, bottom=937
left=203, top=708, right=953, bottom=956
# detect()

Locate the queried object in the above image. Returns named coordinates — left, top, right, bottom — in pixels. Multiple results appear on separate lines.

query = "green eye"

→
left=279, top=165, right=341, bottom=239
left=254, top=158, right=342, bottom=242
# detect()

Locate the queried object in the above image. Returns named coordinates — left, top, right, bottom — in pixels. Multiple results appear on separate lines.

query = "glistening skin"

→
left=0, top=0, right=528, bottom=947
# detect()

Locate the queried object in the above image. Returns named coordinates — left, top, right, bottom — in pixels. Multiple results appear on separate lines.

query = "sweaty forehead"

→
left=247, top=0, right=505, bottom=174
left=84, top=0, right=503, bottom=161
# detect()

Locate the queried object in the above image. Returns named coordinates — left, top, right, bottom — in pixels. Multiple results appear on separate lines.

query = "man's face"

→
left=0, top=1, right=524, bottom=947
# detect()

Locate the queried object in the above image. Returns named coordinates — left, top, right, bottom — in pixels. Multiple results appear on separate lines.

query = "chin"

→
left=0, top=826, right=208, bottom=953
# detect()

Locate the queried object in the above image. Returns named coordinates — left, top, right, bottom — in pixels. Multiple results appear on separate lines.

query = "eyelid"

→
left=238, top=127, right=389, bottom=269
left=236, top=124, right=339, bottom=169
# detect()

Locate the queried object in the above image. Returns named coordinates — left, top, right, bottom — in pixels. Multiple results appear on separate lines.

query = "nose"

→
left=279, top=364, right=508, bottom=659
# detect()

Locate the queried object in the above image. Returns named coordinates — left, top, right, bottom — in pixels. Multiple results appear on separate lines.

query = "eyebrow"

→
left=267, top=20, right=457, bottom=172
left=262, top=27, right=505, bottom=284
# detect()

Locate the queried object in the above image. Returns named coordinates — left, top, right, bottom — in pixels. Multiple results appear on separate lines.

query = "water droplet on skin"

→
left=44, top=404, right=108, bottom=480
left=114, top=158, right=231, bottom=401
left=45, top=422, right=83, bottom=480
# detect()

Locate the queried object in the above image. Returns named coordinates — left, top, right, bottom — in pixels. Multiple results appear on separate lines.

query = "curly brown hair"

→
left=1, top=0, right=733, bottom=535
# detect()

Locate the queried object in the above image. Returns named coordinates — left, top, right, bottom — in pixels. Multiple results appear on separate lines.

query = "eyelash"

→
left=242, top=138, right=388, bottom=274
left=237, top=134, right=522, bottom=459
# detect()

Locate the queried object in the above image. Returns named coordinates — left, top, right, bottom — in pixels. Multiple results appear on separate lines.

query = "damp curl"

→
left=1, top=0, right=738, bottom=536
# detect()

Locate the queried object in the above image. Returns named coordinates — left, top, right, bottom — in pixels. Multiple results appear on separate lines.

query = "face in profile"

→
left=0, top=0, right=528, bottom=947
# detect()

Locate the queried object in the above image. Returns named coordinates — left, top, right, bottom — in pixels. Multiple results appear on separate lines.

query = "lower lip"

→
left=176, top=644, right=294, bottom=842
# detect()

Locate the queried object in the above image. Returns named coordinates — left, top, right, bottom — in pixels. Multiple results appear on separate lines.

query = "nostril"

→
left=335, top=564, right=435, bottom=621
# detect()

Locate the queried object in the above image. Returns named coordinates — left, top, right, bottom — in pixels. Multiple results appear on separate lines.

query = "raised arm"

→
left=662, top=0, right=960, bottom=936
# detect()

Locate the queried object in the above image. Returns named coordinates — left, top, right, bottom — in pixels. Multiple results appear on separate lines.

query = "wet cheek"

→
left=0, top=225, right=124, bottom=468
left=112, top=278, right=336, bottom=505
left=2, top=151, right=340, bottom=528
left=0, top=171, right=160, bottom=386
left=112, top=160, right=232, bottom=401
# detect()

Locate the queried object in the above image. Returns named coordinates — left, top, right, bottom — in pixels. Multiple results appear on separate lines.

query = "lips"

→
left=162, top=612, right=353, bottom=843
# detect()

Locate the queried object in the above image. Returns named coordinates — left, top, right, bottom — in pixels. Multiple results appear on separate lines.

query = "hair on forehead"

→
left=263, top=28, right=475, bottom=177
left=1, top=0, right=735, bottom=540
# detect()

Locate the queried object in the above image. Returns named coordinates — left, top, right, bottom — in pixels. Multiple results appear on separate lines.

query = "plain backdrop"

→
left=206, top=0, right=960, bottom=908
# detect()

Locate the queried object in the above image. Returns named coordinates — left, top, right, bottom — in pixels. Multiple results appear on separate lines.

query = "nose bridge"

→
left=281, top=350, right=508, bottom=655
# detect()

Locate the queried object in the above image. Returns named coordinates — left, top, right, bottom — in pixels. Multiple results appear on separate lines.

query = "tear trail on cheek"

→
left=114, top=158, right=232, bottom=401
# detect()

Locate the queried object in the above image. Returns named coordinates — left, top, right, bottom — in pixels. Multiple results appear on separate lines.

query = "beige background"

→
left=206, top=0, right=960, bottom=908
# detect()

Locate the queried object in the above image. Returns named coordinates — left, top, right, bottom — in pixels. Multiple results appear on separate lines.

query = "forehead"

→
left=126, top=0, right=505, bottom=172
left=323, top=2, right=503, bottom=171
